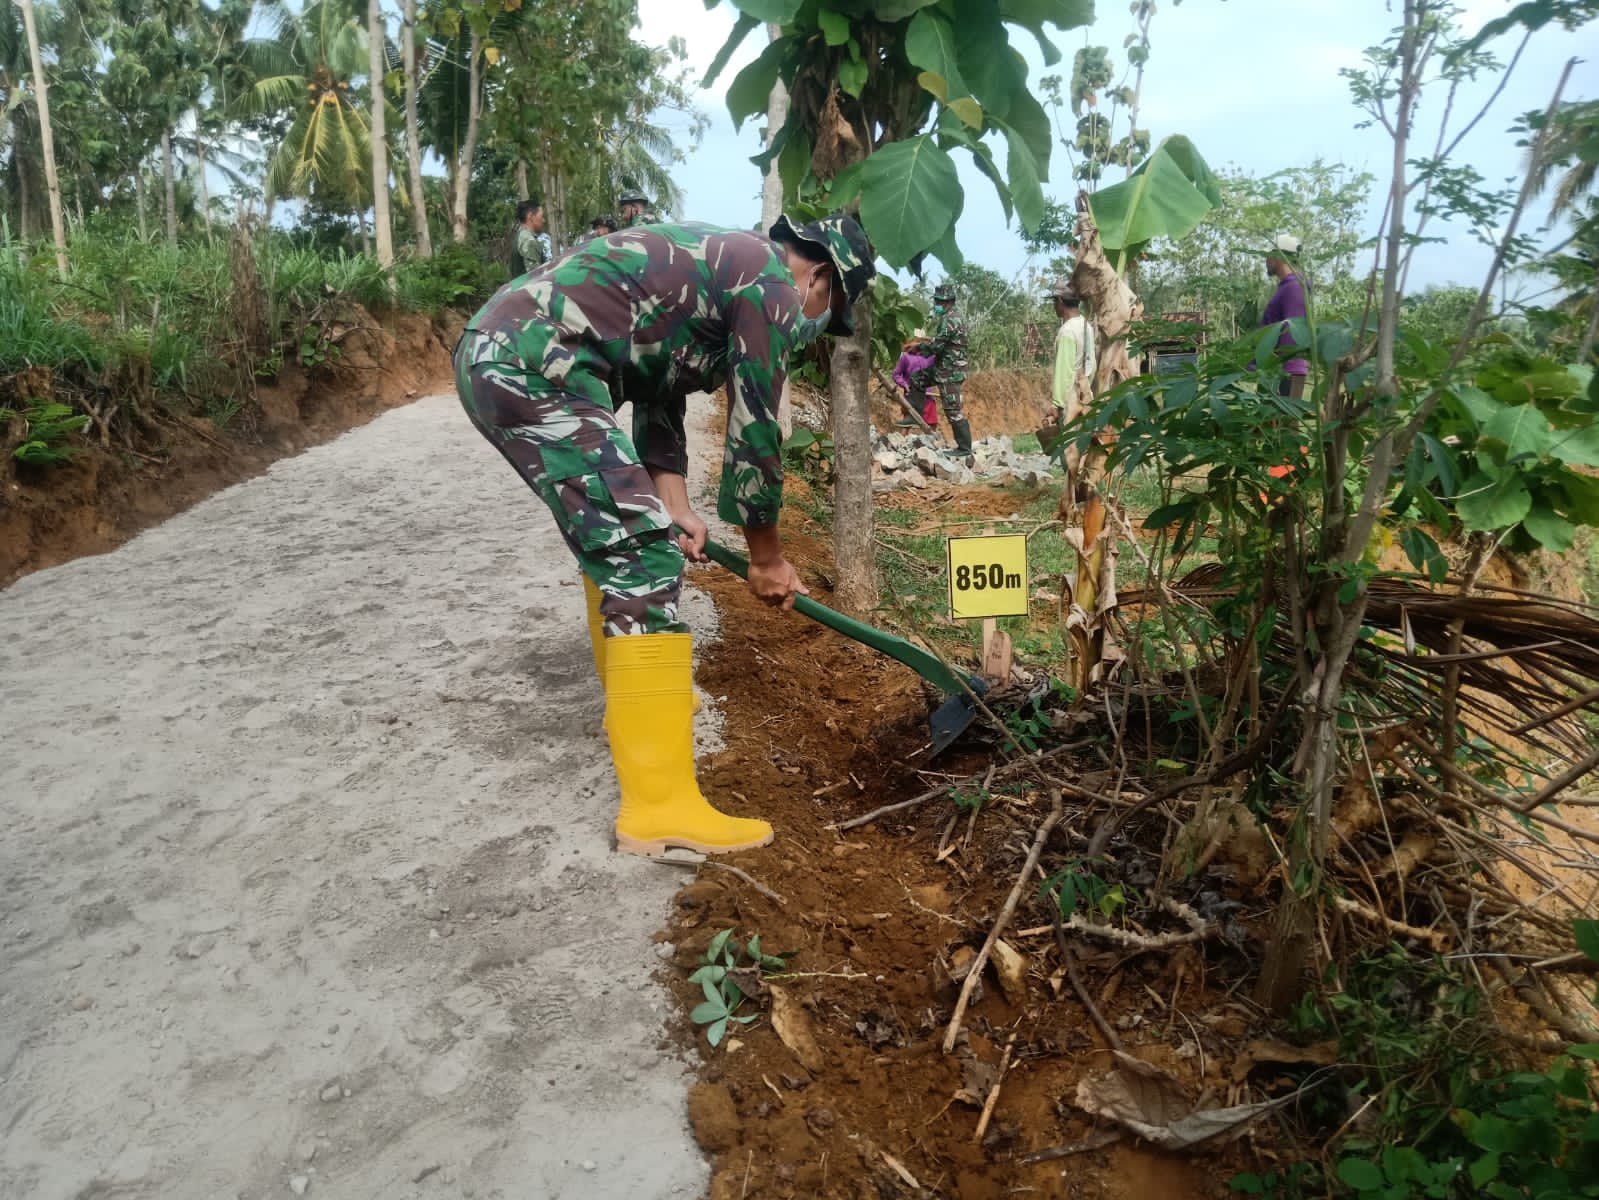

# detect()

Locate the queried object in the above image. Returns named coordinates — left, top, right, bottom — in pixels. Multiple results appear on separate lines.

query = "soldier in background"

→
left=511, top=199, right=547, bottom=276
left=590, top=215, right=618, bottom=237
left=618, top=188, right=660, bottom=227
left=453, top=214, right=876, bottom=859
left=928, top=282, right=973, bottom=455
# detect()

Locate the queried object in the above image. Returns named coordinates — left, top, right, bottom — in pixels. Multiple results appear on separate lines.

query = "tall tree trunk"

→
left=450, top=31, right=481, bottom=243
left=358, top=206, right=371, bottom=255
left=14, top=114, right=38, bottom=238
left=400, top=0, right=431, bottom=256
left=515, top=157, right=529, bottom=202
left=161, top=127, right=178, bottom=244
left=1062, top=195, right=1141, bottom=693
left=539, top=152, right=566, bottom=255
left=368, top=0, right=394, bottom=277
left=830, top=297, right=877, bottom=613
left=134, top=167, right=149, bottom=242
left=18, top=0, right=68, bottom=274
left=196, top=139, right=211, bottom=238
left=761, top=23, right=793, bottom=438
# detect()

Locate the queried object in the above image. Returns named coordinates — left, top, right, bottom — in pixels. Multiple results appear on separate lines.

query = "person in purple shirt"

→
left=892, top=332, right=939, bottom=428
left=1261, top=233, right=1309, bottom=398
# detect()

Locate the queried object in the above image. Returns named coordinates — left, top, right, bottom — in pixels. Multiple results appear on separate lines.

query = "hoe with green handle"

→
left=702, top=537, right=985, bottom=756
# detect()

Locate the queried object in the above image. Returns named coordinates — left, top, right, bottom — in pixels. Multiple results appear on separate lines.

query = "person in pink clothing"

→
left=892, top=331, right=938, bottom=427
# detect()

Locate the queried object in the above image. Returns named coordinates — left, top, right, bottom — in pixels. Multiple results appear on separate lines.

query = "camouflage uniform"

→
left=928, top=297, right=968, bottom=419
left=514, top=225, right=547, bottom=273
left=618, top=190, right=659, bottom=229
left=454, top=223, right=805, bottom=637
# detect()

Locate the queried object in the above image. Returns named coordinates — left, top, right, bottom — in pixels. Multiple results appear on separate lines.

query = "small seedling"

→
left=687, top=929, right=794, bottom=1047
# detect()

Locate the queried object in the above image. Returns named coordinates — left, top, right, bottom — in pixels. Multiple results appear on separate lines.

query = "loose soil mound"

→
left=868, top=368, right=1053, bottom=440
left=669, top=511, right=1243, bottom=1199
left=1, top=309, right=460, bottom=586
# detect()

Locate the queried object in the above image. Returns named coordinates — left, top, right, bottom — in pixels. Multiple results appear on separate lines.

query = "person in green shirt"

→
left=1047, top=277, right=1096, bottom=424
left=511, top=200, right=547, bottom=276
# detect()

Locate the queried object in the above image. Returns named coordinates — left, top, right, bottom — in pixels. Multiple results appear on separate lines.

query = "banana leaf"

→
left=1087, top=135, right=1222, bottom=255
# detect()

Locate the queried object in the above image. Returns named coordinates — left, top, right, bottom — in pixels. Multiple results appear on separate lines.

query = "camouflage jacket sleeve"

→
left=716, top=255, right=798, bottom=529
left=632, top=390, right=688, bottom=479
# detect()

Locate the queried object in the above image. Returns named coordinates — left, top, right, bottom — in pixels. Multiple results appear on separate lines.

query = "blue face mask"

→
left=793, top=268, right=832, bottom=346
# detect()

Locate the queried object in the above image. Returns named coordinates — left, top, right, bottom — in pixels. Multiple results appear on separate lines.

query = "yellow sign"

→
left=946, top=534, right=1029, bottom=619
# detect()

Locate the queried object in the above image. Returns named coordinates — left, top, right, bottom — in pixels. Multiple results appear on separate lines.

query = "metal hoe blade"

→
left=929, top=679, right=986, bottom=757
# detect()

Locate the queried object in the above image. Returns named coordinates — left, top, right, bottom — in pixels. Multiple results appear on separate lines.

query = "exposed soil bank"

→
left=1, top=309, right=463, bottom=587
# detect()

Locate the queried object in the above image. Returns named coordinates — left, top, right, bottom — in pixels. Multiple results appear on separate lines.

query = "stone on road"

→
left=0, top=395, right=712, bottom=1199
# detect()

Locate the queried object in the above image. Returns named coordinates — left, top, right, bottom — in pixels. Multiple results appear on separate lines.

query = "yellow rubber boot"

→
left=584, top=574, right=699, bottom=714
left=606, top=633, right=773, bottom=856
left=582, top=575, right=607, bottom=686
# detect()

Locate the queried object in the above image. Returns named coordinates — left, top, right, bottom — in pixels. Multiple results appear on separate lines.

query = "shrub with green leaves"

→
left=4, top=400, right=90, bottom=466
left=687, top=928, right=794, bottom=1047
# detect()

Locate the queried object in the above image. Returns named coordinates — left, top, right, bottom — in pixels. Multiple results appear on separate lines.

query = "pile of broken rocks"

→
left=869, top=429, right=1059, bottom=491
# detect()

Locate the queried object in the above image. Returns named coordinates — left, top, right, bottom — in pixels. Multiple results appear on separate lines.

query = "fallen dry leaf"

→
left=769, top=986, right=824, bottom=1073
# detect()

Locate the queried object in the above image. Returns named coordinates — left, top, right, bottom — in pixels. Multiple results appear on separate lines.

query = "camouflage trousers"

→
left=937, top=381, right=966, bottom=422
left=454, top=336, right=686, bottom=636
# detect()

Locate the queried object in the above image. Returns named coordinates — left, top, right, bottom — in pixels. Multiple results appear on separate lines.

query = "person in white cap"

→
left=1046, top=277, right=1096, bottom=425
left=1261, top=234, right=1308, bottom=398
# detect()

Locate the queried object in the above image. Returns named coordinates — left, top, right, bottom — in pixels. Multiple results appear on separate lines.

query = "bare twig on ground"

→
left=830, top=743, right=1085, bottom=832
left=973, top=1032, right=1017, bottom=1143
left=701, top=861, right=788, bottom=907
left=943, top=789, right=1065, bottom=1054
left=1049, top=897, right=1124, bottom=1051
left=1021, top=1129, right=1123, bottom=1163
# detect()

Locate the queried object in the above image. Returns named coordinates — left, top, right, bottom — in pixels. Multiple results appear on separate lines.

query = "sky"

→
left=634, top=0, right=1598, bottom=294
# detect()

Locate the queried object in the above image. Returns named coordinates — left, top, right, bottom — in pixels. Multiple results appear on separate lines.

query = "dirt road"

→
left=0, top=394, right=716, bottom=1199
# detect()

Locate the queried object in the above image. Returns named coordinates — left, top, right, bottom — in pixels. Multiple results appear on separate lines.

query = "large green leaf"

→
left=838, top=51, right=868, bottom=97
left=729, top=0, right=804, bottom=21
left=1522, top=505, right=1577, bottom=551
left=1088, top=136, right=1220, bottom=251
left=857, top=135, right=961, bottom=266
left=872, top=0, right=941, bottom=19
left=1452, top=384, right=1504, bottom=424
left=1576, top=918, right=1599, bottom=964
left=726, top=37, right=789, bottom=129
left=1004, top=83, right=1053, bottom=180
left=998, top=120, right=1044, bottom=232
left=997, top=0, right=1095, bottom=65
left=1455, top=470, right=1533, bottom=530
left=1550, top=420, right=1599, bottom=467
left=1141, top=135, right=1222, bottom=207
left=818, top=7, right=851, bottom=45
left=953, top=0, right=1012, bottom=118
left=1480, top=403, right=1557, bottom=463
left=704, top=13, right=759, bottom=88
left=906, top=10, right=968, bottom=99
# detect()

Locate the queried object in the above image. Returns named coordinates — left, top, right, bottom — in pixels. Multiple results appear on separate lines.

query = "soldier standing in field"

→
left=453, top=214, right=876, bottom=857
left=511, top=199, right=547, bottom=276
left=617, top=188, right=660, bottom=228
left=927, top=281, right=973, bottom=455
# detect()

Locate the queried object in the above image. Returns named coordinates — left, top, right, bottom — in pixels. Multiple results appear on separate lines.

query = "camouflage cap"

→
left=618, top=188, right=649, bottom=206
left=591, top=214, right=617, bottom=230
left=932, top=282, right=957, bottom=302
left=769, top=211, right=877, bottom=336
left=1046, top=277, right=1080, bottom=302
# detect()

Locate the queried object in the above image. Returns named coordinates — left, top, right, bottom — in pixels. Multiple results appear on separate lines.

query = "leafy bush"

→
left=1231, top=944, right=1599, bottom=1200
left=394, top=241, right=504, bottom=312
left=3, top=400, right=90, bottom=466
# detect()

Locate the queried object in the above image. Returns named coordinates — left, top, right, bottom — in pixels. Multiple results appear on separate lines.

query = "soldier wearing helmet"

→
left=927, top=282, right=972, bottom=454
left=453, top=212, right=877, bottom=859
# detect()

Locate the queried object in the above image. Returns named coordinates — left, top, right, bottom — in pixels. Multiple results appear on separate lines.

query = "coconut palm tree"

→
left=242, top=0, right=374, bottom=220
